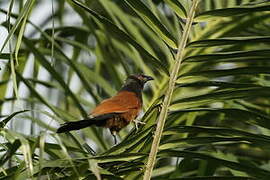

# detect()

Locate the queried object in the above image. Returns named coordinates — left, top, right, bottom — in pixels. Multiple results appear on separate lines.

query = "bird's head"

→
left=127, top=74, right=154, bottom=86
left=121, top=74, right=154, bottom=92
left=128, top=74, right=153, bottom=83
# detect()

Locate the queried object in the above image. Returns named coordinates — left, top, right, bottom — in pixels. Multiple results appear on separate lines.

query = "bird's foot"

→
left=156, top=103, right=163, bottom=113
left=133, top=120, right=146, bottom=131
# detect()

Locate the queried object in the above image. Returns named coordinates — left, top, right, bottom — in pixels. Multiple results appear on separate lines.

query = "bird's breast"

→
left=104, top=108, right=140, bottom=132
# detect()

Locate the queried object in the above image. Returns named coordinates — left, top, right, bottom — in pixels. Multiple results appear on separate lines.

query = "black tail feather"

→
left=56, top=113, right=116, bottom=133
left=56, top=120, right=94, bottom=133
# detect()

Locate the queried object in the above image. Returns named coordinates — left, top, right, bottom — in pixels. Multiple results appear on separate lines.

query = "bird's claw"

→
left=156, top=103, right=163, bottom=112
left=133, top=120, right=146, bottom=131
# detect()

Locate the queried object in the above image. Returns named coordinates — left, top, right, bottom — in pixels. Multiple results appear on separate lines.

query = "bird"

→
left=56, top=74, right=154, bottom=143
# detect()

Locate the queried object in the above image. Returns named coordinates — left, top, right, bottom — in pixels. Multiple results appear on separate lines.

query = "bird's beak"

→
left=145, top=75, right=154, bottom=81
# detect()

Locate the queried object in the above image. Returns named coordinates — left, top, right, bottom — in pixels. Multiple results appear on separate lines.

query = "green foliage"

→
left=0, top=0, right=270, bottom=179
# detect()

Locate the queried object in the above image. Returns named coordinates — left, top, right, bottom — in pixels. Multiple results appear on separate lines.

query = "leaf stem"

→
left=143, top=1, right=200, bottom=179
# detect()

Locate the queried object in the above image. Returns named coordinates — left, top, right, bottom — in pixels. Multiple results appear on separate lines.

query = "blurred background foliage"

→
left=0, top=0, right=270, bottom=179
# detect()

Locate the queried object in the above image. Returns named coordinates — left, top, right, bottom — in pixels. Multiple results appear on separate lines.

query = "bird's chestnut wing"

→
left=91, top=91, right=141, bottom=116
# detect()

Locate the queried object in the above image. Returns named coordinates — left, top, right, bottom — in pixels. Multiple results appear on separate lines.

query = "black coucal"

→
left=56, top=74, right=153, bottom=143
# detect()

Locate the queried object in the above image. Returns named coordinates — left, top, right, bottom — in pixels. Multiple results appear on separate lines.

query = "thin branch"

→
left=143, top=1, right=200, bottom=179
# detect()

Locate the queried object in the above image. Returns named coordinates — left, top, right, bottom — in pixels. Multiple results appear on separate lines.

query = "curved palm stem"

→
left=143, top=1, right=200, bottom=179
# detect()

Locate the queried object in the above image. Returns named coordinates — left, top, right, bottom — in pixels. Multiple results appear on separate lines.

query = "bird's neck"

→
left=120, top=81, right=143, bottom=99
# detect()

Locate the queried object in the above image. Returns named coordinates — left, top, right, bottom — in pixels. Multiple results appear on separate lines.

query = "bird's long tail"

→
left=56, top=113, right=115, bottom=133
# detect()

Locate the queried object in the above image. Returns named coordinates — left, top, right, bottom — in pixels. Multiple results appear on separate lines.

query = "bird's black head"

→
left=120, top=74, right=154, bottom=94
left=128, top=74, right=154, bottom=85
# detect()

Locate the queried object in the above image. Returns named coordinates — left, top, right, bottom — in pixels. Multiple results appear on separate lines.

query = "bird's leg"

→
left=133, top=119, right=146, bottom=131
left=111, top=131, right=118, bottom=145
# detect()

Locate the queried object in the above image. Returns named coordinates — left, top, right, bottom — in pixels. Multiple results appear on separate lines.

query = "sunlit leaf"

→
left=195, top=3, right=270, bottom=21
